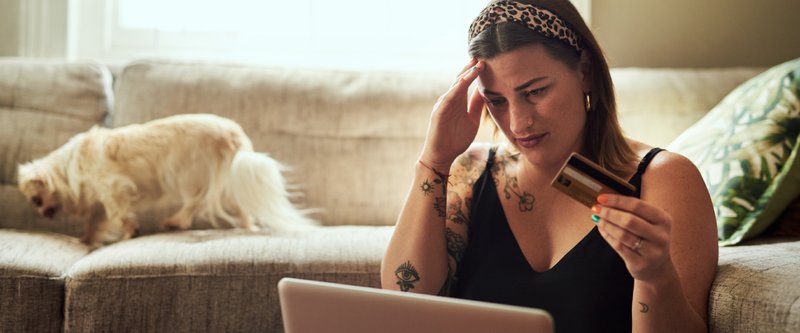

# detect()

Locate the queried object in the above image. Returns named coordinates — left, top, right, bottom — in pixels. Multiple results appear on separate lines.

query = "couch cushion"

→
left=113, top=60, right=452, bottom=227
left=0, top=230, right=91, bottom=332
left=710, top=238, right=800, bottom=332
left=0, top=58, right=113, bottom=236
left=64, top=226, right=393, bottom=332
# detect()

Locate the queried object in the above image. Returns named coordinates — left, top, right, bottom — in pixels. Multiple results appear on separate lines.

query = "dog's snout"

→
left=42, top=206, right=57, bottom=218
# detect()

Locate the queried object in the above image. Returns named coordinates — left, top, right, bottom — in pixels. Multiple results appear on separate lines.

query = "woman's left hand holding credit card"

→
left=592, top=194, right=677, bottom=283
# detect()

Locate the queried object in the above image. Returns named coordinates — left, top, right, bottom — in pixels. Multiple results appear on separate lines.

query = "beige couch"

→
left=1, top=58, right=798, bottom=332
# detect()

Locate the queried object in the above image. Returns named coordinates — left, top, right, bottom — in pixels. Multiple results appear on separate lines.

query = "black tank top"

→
left=453, top=148, right=664, bottom=333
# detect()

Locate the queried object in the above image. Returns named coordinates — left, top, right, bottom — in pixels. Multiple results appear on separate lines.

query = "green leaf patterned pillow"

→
left=668, top=57, right=800, bottom=246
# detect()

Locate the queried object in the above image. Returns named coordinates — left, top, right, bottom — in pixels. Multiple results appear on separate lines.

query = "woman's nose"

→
left=509, top=105, right=534, bottom=134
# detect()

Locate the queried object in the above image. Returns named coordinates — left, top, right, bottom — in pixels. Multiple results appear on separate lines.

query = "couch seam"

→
left=66, top=271, right=378, bottom=281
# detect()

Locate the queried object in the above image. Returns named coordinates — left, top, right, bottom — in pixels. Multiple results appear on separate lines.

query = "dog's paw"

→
left=119, top=218, right=140, bottom=240
left=161, top=218, right=186, bottom=231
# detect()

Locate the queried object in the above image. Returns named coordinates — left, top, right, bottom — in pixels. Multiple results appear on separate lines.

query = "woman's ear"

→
left=578, top=50, right=592, bottom=92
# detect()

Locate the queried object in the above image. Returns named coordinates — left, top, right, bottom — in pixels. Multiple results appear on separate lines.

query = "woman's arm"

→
left=594, top=152, right=718, bottom=332
left=381, top=59, right=486, bottom=294
left=380, top=148, right=486, bottom=294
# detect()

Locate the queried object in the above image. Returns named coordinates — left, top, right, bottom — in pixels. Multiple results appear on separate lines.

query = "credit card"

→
left=551, top=152, right=636, bottom=208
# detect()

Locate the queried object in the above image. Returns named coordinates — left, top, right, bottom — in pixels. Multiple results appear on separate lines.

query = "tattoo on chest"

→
left=494, top=154, right=536, bottom=212
left=395, top=261, right=421, bottom=292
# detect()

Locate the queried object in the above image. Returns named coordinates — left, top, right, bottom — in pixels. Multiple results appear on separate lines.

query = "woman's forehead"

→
left=479, top=45, right=570, bottom=92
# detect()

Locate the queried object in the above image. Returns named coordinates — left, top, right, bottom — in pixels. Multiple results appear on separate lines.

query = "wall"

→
left=0, top=0, right=20, bottom=56
left=592, top=0, right=800, bottom=68
left=1, top=0, right=798, bottom=67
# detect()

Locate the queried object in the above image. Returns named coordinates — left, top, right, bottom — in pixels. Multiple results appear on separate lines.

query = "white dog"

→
left=17, top=114, right=313, bottom=245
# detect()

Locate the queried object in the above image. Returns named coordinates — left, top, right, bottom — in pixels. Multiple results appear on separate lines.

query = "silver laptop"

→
left=278, top=277, right=553, bottom=333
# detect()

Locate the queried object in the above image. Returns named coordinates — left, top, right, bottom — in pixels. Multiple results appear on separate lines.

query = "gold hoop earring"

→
left=584, top=92, right=591, bottom=113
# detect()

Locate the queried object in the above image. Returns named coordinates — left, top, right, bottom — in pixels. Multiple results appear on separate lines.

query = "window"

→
left=68, top=0, right=591, bottom=71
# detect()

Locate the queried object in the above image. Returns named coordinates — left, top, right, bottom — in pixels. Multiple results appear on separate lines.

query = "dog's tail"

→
left=229, top=151, right=317, bottom=232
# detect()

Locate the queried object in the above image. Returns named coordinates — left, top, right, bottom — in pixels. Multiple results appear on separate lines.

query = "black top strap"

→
left=630, top=147, right=665, bottom=197
left=486, top=147, right=497, bottom=169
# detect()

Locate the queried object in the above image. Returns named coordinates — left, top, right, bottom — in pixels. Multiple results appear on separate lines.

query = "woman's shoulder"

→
left=632, top=143, right=705, bottom=194
left=448, top=142, right=509, bottom=191
left=450, top=142, right=491, bottom=178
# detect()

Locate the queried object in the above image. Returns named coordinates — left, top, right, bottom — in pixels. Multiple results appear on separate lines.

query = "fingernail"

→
left=591, top=205, right=601, bottom=214
left=597, top=194, right=609, bottom=204
left=591, top=214, right=601, bottom=223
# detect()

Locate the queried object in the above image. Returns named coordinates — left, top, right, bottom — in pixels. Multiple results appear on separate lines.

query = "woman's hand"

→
left=593, top=194, right=676, bottom=283
left=419, top=59, right=486, bottom=171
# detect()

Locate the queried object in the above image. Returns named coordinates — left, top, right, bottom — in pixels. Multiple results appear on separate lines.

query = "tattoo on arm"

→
left=419, top=174, right=448, bottom=217
left=437, top=228, right=467, bottom=296
left=394, top=261, right=421, bottom=292
left=639, top=302, right=650, bottom=313
left=434, top=197, right=447, bottom=217
left=445, top=227, right=466, bottom=264
left=447, top=191, right=469, bottom=225
left=420, top=179, right=434, bottom=196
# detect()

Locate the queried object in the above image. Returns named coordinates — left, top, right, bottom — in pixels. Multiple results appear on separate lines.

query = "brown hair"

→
left=469, top=0, right=637, bottom=177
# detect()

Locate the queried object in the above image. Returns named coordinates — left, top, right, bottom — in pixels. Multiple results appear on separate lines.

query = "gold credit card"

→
left=551, top=152, right=636, bottom=208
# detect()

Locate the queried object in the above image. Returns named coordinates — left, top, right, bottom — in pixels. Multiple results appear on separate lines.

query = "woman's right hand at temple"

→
left=419, top=59, right=486, bottom=172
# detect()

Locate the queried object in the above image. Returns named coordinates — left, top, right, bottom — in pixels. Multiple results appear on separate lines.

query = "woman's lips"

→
left=516, top=132, right=548, bottom=148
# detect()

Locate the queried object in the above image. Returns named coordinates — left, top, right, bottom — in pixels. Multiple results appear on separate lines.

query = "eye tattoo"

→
left=395, top=261, right=421, bottom=292
left=420, top=179, right=434, bottom=196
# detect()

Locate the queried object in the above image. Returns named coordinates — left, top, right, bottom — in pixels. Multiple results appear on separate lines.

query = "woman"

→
left=380, top=0, right=718, bottom=332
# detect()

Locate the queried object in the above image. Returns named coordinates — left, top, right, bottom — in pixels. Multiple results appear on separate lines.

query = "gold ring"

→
left=632, top=237, right=644, bottom=251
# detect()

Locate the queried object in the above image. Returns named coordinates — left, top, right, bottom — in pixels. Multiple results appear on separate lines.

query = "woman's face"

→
left=478, top=44, right=589, bottom=168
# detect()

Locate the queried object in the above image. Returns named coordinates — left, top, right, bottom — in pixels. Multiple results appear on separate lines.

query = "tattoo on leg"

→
left=395, top=261, right=421, bottom=292
left=639, top=302, right=650, bottom=313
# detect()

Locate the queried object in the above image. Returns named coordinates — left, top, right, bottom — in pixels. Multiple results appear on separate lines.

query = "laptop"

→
left=278, top=278, right=554, bottom=333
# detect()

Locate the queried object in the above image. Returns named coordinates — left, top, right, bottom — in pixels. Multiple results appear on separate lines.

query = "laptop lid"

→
left=278, top=278, right=554, bottom=333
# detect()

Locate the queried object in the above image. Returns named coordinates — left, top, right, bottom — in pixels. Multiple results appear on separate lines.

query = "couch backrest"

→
left=113, top=60, right=765, bottom=226
left=0, top=58, right=113, bottom=235
left=113, top=60, right=453, bottom=226
left=612, top=67, right=763, bottom=147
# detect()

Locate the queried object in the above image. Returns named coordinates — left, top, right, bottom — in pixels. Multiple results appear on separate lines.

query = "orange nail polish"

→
left=591, top=205, right=601, bottom=214
left=597, top=194, right=609, bottom=204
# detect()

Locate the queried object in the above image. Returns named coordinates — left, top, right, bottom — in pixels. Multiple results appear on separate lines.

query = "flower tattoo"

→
left=518, top=192, right=535, bottom=212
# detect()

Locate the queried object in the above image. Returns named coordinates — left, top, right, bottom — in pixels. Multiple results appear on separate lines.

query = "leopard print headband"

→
left=468, top=0, right=583, bottom=52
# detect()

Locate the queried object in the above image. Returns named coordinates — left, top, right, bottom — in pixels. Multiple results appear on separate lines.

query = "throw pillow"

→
left=668, top=57, right=800, bottom=246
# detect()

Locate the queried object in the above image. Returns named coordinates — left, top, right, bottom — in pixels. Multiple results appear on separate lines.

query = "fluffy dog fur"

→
left=17, top=114, right=313, bottom=245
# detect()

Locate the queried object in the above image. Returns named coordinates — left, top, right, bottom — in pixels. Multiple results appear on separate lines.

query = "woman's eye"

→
left=486, top=98, right=506, bottom=106
left=525, top=87, right=547, bottom=97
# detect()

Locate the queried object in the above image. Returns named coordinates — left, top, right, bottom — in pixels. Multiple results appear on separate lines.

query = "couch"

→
left=1, top=58, right=798, bottom=332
